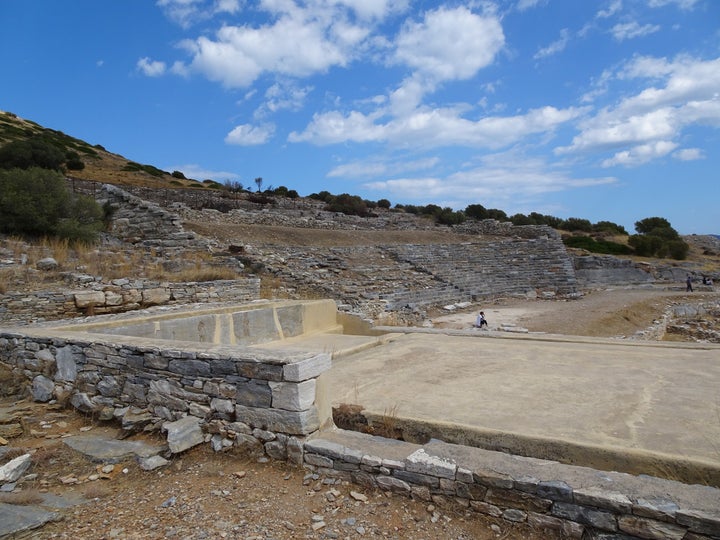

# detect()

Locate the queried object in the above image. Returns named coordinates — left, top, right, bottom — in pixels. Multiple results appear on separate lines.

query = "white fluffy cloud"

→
left=557, top=55, right=720, bottom=163
left=137, top=57, right=167, bottom=77
left=162, top=1, right=406, bottom=89
left=157, top=0, right=240, bottom=28
left=362, top=154, right=616, bottom=209
left=647, top=0, right=699, bottom=9
left=394, top=6, right=504, bottom=82
left=291, top=105, right=584, bottom=149
left=534, top=28, right=570, bottom=59
left=225, top=123, right=275, bottom=145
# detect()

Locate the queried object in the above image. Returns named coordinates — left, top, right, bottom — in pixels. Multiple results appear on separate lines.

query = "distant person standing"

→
left=686, top=275, right=693, bottom=292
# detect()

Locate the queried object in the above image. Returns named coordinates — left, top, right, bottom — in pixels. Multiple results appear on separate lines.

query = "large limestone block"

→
left=31, top=375, right=55, bottom=402
left=74, top=291, right=106, bottom=308
left=163, top=415, right=204, bottom=454
left=142, top=288, right=171, bottom=306
left=55, top=346, right=77, bottom=382
left=282, top=353, right=331, bottom=382
left=235, top=404, right=319, bottom=435
left=269, top=379, right=316, bottom=411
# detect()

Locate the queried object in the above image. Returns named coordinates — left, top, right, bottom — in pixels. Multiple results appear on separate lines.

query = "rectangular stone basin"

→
left=58, top=299, right=344, bottom=346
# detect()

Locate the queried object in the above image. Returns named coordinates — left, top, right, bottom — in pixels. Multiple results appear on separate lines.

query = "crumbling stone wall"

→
left=99, top=184, right=209, bottom=250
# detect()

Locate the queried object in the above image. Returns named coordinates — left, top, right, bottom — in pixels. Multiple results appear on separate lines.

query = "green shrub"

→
left=122, top=161, right=166, bottom=177
left=0, top=167, right=103, bottom=242
left=325, top=193, right=369, bottom=217
left=560, top=217, right=593, bottom=232
left=66, top=158, right=85, bottom=170
left=377, top=198, right=391, bottom=209
left=171, top=170, right=186, bottom=179
left=435, top=207, right=466, bottom=226
left=563, top=235, right=633, bottom=255
left=0, top=138, right=65, bottom=170
left=592, top=221, right=627, bottom=235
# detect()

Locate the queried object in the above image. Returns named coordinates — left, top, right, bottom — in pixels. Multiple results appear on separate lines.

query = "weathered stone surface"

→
left=405, top=448, right=457, bottom=479
left=282, top=353, right=331, bottom=382
left=163, top=415, right=204, bottom=454
left=537, top=480, right=573, bottom=502
left=31, top=374, right=55, bottom=402
left=70, top=392, right=98, bottom=413
left=55, top=346, right=77, bottom=382
left=552, top=502, right=617, bottom=532
left=675, top=509, right=720, bottom=537
left=64, top=435, right=164, bottom=463
left=618, top=515, right=685, bottom=540
left=210, top=398, right=234, bottom=414
left=269, top=379, right=316, bottom=411
left=36, top=257, right=58, bottom=271
left=485, top=487, right=552, bottom=513
left=142, top=288, right=171, bottom=306
left=573, top=487, right=632, bottom=514
left=139, top=455, right=169, bottom=471
left=0, top=453, right=31, bottom=482
left=74, top=291, right=106, bottom=308
left=376, top=475, right=411, bottom=493
left=235, top=404, right=319, bottom=435
left=235, top=381, right=272, bottom=408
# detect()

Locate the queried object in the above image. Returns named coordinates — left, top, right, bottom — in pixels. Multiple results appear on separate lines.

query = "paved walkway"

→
left=314, top=329, right=720, bottom=484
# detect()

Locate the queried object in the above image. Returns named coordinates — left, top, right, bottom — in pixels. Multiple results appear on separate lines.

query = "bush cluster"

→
left=0, top=168, right=106, bottom=242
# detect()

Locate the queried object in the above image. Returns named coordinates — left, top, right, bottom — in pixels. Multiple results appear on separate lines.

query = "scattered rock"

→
left=0, top=453, right=31, bottom=483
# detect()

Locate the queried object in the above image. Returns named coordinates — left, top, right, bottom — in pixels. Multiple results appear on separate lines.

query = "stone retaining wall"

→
left=303, top=431, right=720, bottom=540
left=0, top=301, right=336, bottom=462
left=0, top=278, right=261, bottom=325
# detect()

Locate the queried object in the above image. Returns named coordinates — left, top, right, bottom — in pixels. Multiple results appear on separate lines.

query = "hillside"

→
left=2, top=109, right=719, bottom=277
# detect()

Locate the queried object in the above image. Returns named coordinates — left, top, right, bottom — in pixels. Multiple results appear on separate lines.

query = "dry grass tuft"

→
left=0, top=489, right=43, bottom=505
left=82, top=483, right=112, bottom=500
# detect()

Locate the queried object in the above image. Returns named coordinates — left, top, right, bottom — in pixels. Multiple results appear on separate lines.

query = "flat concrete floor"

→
left=306, top=329, right=720, bottom=482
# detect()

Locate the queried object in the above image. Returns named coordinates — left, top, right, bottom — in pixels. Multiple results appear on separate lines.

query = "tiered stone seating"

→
left=251, top=233, right=578, bottom=312
left=384, top=236, right=578, bottom=307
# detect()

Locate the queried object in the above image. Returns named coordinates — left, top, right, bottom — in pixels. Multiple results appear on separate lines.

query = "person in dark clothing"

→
left=686, top=275, right=693, bottom=292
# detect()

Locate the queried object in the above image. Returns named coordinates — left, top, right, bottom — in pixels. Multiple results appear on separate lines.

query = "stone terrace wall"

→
left=0, top=278, right=261, bottom=325
left=573, top=255, right=655, bottom=287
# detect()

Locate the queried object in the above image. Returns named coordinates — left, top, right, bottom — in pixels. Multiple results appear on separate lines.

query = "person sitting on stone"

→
left=474, top=311, right=488, bottom=329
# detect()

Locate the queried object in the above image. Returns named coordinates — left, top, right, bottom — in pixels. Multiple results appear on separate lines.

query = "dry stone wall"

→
left=302, top=432, right=720, bottom=540
left=0, top=304, right=333, bottom=462
left=0, top=278, right=260, bottom=325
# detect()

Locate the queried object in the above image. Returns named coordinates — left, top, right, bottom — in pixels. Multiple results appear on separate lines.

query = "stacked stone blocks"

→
left=302, top=436, right=720, bottom=539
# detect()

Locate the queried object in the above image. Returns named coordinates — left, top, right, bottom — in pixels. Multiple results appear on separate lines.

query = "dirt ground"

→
left=3, top=400, right=549, bottom=540
left=430, top=288, right=714, bottom=338
left=4, top=288, right=715, bottom=540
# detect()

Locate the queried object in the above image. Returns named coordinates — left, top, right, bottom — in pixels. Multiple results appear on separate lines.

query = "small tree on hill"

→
left=628, top=216, right=688, bottom=260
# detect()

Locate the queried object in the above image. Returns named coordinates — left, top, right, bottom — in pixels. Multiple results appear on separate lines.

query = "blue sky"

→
left=1, top=1, right=719, bottom=234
